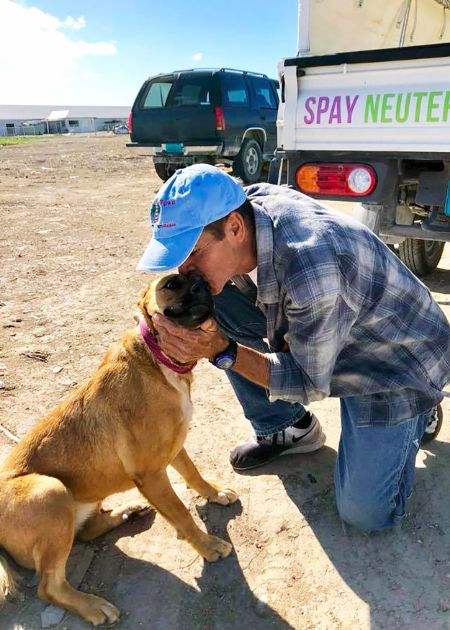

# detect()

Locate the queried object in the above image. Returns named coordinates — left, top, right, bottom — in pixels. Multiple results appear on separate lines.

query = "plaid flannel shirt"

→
left=232, top=183, right=450, bottom=426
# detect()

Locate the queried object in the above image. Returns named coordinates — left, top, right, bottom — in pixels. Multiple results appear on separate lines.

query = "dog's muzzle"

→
left=163, top=275, right=215, bottom=328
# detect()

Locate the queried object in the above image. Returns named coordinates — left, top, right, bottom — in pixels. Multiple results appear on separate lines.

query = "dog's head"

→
left=138, top=273, right=215, bottom=329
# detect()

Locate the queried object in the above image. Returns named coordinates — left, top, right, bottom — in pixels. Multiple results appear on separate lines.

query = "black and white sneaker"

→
left=230, top=412, right=326, bottom=471
left=420, top=404, right=443, bottom=446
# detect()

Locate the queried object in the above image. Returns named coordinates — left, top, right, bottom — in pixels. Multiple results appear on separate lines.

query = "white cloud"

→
left=62, top=15, right=86, bottom=31
left=192, top=52, right=203, bottom=61
left=0, top=0, right=117, bottom=104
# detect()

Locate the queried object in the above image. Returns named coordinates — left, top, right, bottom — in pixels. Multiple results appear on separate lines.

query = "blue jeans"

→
left=335, top=399, right=430, bottom=531
left=214, top=283, right=307, bottom=436
left=214, top=283, right=430, bottom=532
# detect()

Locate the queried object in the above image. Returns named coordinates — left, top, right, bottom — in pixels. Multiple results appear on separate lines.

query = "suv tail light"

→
left=295, top=163, right=376, bottom=197
left=214, top=107, right=225, bottom=132
left=127, top=112, right=133, bottom=134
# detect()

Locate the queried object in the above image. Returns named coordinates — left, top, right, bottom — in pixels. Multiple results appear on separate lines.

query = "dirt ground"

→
left=0, top=134, right=449, bottom=630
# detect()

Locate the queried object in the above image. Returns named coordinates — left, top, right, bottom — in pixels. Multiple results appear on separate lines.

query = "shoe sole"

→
left=232, top=429, right=326, bottom=471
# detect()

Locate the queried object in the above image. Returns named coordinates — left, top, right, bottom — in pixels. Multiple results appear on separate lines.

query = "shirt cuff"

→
left=267, top=351, right=309, bottom=403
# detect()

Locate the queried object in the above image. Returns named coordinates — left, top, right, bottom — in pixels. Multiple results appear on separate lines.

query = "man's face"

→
left=178, top=230, right=233, bottom=295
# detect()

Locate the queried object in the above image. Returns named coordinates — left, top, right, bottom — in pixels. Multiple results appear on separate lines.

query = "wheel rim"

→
left=424, top=406, right=440, bottom=434
left=245, top=146, right=260, bottom=176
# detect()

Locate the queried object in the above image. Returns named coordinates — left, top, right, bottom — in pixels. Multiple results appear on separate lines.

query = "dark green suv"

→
left=128, top=68, right=279, bottom=183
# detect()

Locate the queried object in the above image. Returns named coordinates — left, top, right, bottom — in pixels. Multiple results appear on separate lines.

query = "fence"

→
left=0, top=123, right=47, bottom=137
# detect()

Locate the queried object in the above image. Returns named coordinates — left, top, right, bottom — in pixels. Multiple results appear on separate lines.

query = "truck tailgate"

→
left=278, top=45, right=450, bottom=153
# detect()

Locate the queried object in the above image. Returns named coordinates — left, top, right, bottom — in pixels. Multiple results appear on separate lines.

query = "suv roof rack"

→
left=168, top=67, right=270, bottom=78
left=218, top=68, right=269, bottom=78
left=170, top=68, right=218, bottom=73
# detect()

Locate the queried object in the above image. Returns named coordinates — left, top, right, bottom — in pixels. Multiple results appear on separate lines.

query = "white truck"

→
left=272, top=0, right=450, bottom=275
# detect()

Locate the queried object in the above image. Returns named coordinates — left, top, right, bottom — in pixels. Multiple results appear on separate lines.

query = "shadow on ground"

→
left=245, top=438, right=450, bottom=629
left=423, top=268, right=450, bottom=303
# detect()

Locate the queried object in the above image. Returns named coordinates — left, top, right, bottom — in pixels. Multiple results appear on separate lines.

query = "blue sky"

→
left=0, top=0, right=299, bottom=106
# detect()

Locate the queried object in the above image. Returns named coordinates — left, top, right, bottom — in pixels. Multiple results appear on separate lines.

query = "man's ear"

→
left=227, top=211, right=246, bottom=241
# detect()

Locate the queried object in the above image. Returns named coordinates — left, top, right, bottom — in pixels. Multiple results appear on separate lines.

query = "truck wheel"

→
left=398, top=238, right=445, bottom=277
left=154, top=161, right=176, bottom=182
left=233, top=139, right=262, bottom=184
left=420, top=404, right=443, bottom=446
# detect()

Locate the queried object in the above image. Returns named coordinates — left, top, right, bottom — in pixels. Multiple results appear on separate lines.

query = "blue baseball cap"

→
left=137, top=164, right=246, bottom=272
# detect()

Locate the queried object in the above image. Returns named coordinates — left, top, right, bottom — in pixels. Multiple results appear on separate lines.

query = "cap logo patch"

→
left=150, top=200, right=161, bottom=225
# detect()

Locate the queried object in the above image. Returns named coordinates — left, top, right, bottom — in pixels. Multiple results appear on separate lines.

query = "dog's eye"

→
left=164, top=278, right=180, bottom=291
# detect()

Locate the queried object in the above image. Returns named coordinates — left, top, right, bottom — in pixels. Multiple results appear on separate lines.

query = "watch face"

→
left=215, top=354, right=235, bottom=370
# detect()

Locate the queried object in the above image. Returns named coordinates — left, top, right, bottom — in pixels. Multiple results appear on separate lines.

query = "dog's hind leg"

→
left=1, top=475, right=120, bottom=626
left=171, top=448, right=238, bottom=505
left=37, top=549, right=120, bottom=627
left=135, top=468, right=232, bottom=562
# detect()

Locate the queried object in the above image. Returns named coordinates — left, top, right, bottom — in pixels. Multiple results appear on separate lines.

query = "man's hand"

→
left=153, top=314, right=229, bottom=364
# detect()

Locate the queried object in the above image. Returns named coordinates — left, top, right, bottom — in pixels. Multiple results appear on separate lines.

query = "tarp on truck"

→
left=304, top=0, right=450, bottom=55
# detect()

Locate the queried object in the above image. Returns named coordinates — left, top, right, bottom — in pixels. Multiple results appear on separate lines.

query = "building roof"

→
left=0, top=105, right=130, bottom=120
left=47, top=110, right=70, bottom=121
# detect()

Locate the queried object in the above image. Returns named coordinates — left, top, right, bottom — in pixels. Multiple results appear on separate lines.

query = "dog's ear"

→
left=137, top=285, right=150, bottom=319
left=137, top=280, right=160, bottom=328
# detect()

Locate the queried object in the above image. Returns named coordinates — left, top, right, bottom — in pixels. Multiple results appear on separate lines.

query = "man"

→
left=138, top=163, right=449, bottom=532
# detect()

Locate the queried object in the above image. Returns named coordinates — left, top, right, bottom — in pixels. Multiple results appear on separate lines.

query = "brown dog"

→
left=0, top=273, right=237, bottom=626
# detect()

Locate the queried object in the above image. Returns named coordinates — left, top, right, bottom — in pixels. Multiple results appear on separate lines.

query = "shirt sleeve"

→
left=267, top=292, right=357, bottom=405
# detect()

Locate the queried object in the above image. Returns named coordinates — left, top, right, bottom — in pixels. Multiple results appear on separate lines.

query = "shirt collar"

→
left=251, top=204, right=280, bottom=305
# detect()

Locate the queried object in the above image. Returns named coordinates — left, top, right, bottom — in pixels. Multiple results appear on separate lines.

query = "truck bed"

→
left=278, top=43, right=450, bottom=154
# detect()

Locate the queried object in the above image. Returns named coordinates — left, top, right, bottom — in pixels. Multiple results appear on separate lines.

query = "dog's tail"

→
left=0, top=552, right=18, bottom=605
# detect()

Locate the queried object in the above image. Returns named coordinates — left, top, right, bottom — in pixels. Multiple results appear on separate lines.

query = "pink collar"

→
left=139, top=318, right=196, bottom=375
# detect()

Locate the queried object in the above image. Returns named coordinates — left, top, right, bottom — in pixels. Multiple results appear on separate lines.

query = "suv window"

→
left=142, top=81, right=173, bottom=108
left=221, top=73, right=249, bottom=107
left=250, top=77, right=277, bottom=109
left=172, top=75, right=211, bottom=107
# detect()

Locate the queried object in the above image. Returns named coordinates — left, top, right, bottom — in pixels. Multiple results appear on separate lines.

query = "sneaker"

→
left=230, top=412, right=326, bottom=471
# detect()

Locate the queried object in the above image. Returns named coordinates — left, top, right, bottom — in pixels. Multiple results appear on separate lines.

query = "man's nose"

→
left=178, top=259, right=194, bottom=275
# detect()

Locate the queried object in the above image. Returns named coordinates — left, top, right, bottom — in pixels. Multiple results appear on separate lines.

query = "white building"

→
left=0, top=105, right=130, bottom=136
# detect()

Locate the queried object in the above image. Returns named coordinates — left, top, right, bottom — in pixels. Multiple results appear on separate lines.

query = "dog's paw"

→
left=82, top=594, right=120, bottom=626
left=210, top=488, right=238, bottom=506
left=113, top=503, right=153, bottom=522
left=197, top=534, right=232, bottom=562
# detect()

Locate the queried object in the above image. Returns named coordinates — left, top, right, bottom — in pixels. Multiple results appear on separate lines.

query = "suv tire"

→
left=233, top=139, right=263, bottom=184
left=154, top=161, right=177, bottom=182
left=398, top=238, right=445, bottom=277
left=420, top=404, right=443, bottom=445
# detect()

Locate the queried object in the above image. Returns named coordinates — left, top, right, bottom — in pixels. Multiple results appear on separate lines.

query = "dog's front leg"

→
left=134, top=469, right=232, bottom=562
left=171, top=448, right=238, bottom=505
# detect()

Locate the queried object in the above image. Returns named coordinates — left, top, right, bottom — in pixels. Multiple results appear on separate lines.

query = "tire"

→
left=153, top=161, right=177, bottom=182
left=397, top=238, right=445, bottom=277
left=420, top=404, right=443, bottom=445
left=232, top=139, right=263, bottom=184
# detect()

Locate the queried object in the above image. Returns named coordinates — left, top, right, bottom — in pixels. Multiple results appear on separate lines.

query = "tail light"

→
left=127, top=112, right=133, bottom=134
left=295, top=163, right=376, bottom=197
left=214, top=106, right=225, bottom=131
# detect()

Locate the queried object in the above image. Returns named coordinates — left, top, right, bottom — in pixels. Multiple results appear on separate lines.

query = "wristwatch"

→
left=210, top=338, right=238, bottom=370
